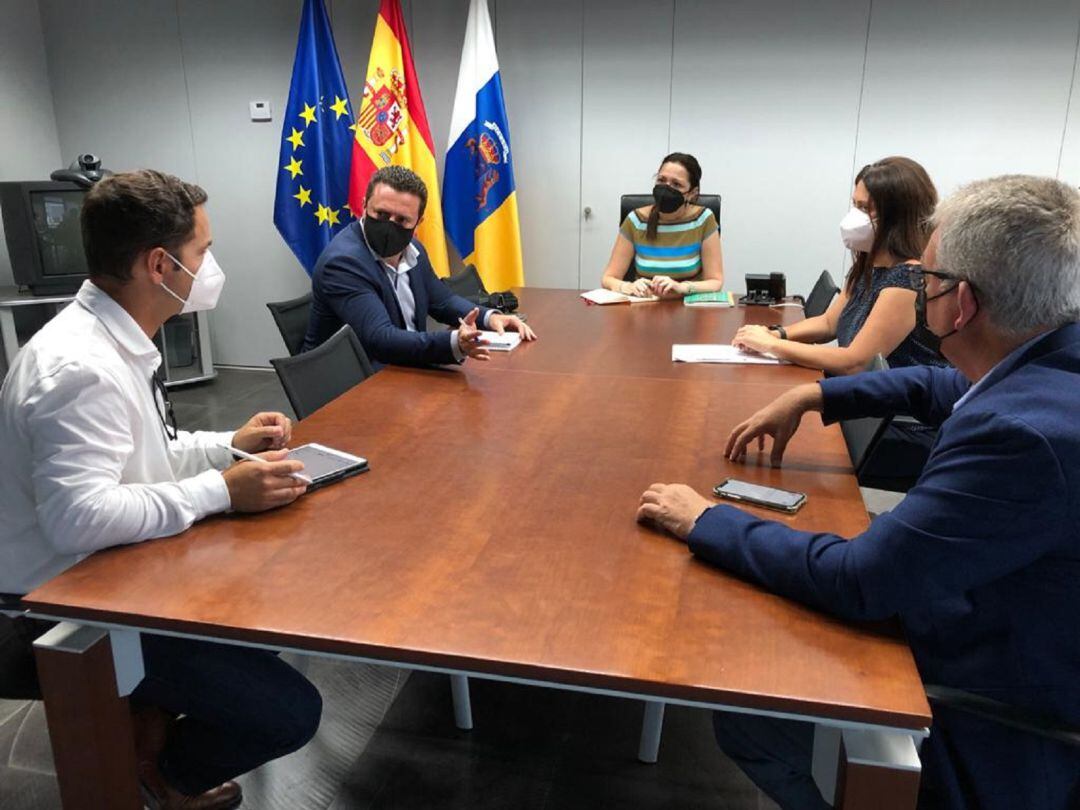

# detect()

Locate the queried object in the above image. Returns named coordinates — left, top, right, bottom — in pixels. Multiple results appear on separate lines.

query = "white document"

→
left=580, top=288, right=660, bottom=305
left=671, top=344, right=789, bottom=365
left=478, top=330, right=522, bottom=351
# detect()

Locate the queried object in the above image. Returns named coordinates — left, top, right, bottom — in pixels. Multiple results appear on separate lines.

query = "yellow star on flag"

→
left=327, top=207, right=341, bottom=226
left=329, top=96, right=349, bottom=120
left=286, top=127, right=305, bottom=151
left=314, top=203, right=330, bottom=225
left=299, top=103, right=317, bottom=127
left=283, top=157, right=303, bottom=179
left=293, top=185, right=312, bottom=207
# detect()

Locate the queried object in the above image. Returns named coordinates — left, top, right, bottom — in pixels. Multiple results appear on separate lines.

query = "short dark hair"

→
left=364, top=165, right=427, bottom=218
left=80, top=169, right=208, bottom=283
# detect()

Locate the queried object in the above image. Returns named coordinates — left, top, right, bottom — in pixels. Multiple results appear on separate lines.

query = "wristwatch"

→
left=767, top=325, right=788, bottom=340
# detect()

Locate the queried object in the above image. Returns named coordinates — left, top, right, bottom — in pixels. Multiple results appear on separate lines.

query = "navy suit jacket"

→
left=302, top=221, right=492, bottom=368
left=689, top=323, right=1080, bottom=809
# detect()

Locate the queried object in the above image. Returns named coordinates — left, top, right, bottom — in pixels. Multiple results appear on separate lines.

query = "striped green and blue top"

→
left=618, top=206, right=719, bottom=279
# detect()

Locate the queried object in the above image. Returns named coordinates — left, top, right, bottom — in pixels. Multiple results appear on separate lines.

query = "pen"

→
left=220, top=445, right=313, bottom=485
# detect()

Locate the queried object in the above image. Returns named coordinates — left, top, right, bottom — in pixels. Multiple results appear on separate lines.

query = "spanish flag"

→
left=443, top=0, right=525, bottom=291
left=348, top=0, right=450, bottom=277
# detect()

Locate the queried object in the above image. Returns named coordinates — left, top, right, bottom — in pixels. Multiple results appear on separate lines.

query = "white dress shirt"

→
left=0, top=281, right=235, bottom=594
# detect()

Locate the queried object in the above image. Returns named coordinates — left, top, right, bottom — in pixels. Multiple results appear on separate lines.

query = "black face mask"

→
left=652, top=184, right=686, bottom=214
left=363, top=215, right=415, bottom=258
left=915, top=284, right=961, bottom=358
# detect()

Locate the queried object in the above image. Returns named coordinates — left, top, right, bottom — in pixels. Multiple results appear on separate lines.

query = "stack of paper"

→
left=671, top=344, right=788, bottom=365
left=580, top=288, right=660, bottom=305
left=478, top=330, right=522, bottom=352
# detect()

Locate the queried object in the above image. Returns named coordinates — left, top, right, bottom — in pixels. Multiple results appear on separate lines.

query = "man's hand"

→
left=222, top=450, right=307, bottom=512
left=725, top=383, right=824, bottom=466
left=650, top=276, right=688, bottom=298
left=637, top=483, right=712, bottom=540
left=233, top=412, right=292, bottom=453
left=731, top=325, right=779, bottom=355
left=457, top=307, right=491, bottom=361
left=488, top=312, right=537, bottom=341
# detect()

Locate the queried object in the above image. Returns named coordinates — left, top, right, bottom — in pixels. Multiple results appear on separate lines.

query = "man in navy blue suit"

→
left=303, top=165, right=535, bottom=367
left=638, top=175, right=1080, bottom=809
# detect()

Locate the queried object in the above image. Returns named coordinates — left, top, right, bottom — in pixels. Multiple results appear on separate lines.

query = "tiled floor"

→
left=2, top=368, right=911, bottom=809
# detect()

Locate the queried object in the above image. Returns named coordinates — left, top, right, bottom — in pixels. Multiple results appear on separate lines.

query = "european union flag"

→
left=273, top=0, right=354, bottom=274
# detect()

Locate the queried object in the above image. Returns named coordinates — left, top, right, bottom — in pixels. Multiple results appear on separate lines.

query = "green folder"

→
left=683, top=291, right=734, bottom=307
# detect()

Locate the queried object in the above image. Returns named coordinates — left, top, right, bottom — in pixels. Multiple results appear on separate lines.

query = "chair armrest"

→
left=925, top=684, right=1080, bottom=748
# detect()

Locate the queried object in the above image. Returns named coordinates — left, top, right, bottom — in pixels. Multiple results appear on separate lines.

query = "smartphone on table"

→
left=713, top=478, right=806, bottom=514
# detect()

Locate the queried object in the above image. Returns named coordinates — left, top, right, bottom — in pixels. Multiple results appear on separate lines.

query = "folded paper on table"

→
left=478, top=330, right=522, bottom=351
left=580, top=288, right=660, bottom=305
left=671, top=344, right=789, bottom=365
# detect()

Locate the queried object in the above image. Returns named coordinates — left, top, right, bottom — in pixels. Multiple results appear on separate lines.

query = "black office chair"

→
left=266, top=292, right=313, bottom=357
left=0, top=595, right=46, bottom=700
left=270, top=325, right=376, bottom=420
left=618, top=193, right=722, bottom=280
left=839, top=355, right=930, bottom=493
left=803, top=269, right=840, bottom=318
left=443, top=264, right=489, bottom=305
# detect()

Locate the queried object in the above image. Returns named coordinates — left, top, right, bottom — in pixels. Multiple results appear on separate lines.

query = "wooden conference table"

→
left=25, top=289, right=930, bottom=809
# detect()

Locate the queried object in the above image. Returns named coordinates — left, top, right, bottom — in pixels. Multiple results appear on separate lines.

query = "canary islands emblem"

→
left=466, top=121, right=510, bottom=210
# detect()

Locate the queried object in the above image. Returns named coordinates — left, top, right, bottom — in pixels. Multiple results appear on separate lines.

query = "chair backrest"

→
left=266, top=292, right=313, bottom=357
left=838, top=354, right=893, bottom=475
left=270, top=325, right=375, bottom=420
left=619, top=194, right=722, bottom=280
left=443, top=264, right=489, bottom=303
left=804, top=269, right=840, bottom=318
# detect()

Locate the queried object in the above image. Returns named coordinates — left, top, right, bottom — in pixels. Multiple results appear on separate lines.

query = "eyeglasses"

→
left=151, top=372, right=178, bottom=441
left=907, top=267, right=962, bottom=292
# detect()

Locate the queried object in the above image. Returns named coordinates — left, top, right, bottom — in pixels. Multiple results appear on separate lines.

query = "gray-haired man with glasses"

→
left=637, top=175, right=1080, bottom=808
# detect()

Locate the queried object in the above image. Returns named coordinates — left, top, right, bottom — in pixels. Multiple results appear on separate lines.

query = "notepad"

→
left=671, top=344, right=789, bottom=365
left=580, top=288, right=660, bottom=305
left=683, top=291, right=734, bottom=308
left=478, top=330, right=522, bottom=351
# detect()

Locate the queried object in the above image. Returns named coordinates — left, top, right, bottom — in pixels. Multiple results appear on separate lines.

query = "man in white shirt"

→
left=0, top=170, right=321, bottom=810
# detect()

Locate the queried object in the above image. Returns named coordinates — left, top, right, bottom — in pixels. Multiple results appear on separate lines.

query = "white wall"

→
left=0, top=0, right=63, bottom=287
left=11, top=0, right=1080, bottom=364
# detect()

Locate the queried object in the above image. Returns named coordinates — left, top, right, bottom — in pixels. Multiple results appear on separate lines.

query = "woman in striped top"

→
left=600, top=153, right=725, bottom=298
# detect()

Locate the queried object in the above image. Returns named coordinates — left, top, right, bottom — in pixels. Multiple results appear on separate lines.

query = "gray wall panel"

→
left=670, top=0, right=870, bottom=300
left=497, top=0, right=583, bottom=289
left=0, top=0, right=63, bottom=287
left=856, top=0, right=1080, bottom=199
left=177, top=0, right=315, bottom=366
left=39, top=0, right=197, bottom=179
left=579, top=0, right=674, bottom=287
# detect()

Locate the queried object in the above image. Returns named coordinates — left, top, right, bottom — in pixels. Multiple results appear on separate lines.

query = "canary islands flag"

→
left=273, top=0, right=354, bottom=274
left=348, top=0, right=450, bottom=277
left=443, top=0, right=524, bottom=291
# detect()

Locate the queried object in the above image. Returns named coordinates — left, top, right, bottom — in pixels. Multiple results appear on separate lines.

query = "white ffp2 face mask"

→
left=162, top=250, right=225, bottom=314
left=839, top=207, right=875, bottom=252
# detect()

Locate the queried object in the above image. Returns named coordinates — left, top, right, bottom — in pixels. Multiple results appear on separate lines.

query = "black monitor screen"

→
left=29, top=190, right=88, bottom=277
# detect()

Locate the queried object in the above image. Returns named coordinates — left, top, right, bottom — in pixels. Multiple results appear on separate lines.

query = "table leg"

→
left=0, top=307, right=18, bottom=375
left=451, top=674, right=473, bottom=730
left=637, top=700, right=665, bottom=763
left=33, top=622, right=142, bottom=810
left=814, top=723, right=922, bottom=808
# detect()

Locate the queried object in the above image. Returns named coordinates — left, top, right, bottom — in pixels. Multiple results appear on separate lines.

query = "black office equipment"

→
left=49, top=154, right=110, bottom=188
left=0, top=181, right=91, bottom=294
